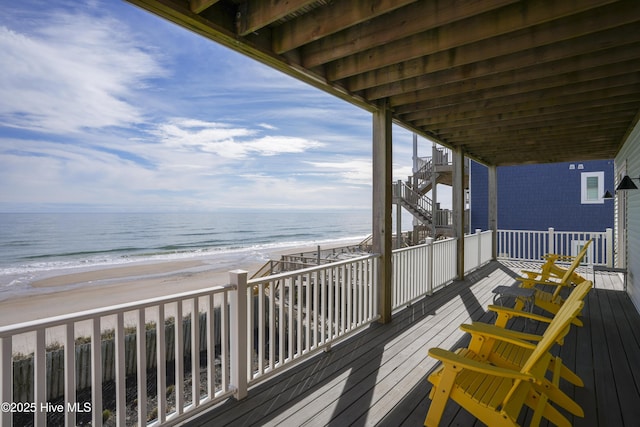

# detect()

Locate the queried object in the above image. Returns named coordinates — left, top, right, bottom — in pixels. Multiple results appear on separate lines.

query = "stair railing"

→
left=395, top=181, right=433, bottom=222
left=414, top=157, right=433, bottom=181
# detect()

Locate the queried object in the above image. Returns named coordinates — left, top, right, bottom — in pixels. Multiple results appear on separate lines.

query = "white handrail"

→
left=1, top=226, right=616, bottom=426
left=0, top=284, right=236, bottom=427
left=392, top=237, right=458, bottom=309
left=497, top=227, right=613, bottom=266
left=245, top=254, right=380, bottom=385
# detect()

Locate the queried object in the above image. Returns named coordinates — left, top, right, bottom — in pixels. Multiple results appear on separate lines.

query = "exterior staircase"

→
left=394, top=181, right=433, bottom=227
left=393, top=145, right=464, bottom=242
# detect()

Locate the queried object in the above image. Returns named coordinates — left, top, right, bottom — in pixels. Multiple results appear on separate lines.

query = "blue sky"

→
left=0, top=0, right=437, bottom=212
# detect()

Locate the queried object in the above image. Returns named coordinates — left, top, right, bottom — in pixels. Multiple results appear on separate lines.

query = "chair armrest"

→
left=428, top=348, right=533, bottom=380
left=543, top=253, right=575, bottom=262
left=459, top=323, right=538, bottom=349
left=461, top=322, right=543, bottom=343
left=487, top=305, right=553, bottom=324
left=521, top=269, right=544, bottom=279
left=515, top=276, right=566, bottom=287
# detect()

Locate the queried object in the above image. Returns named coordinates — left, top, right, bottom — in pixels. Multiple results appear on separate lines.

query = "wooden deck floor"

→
left=181, top=261, right=640, bottom=427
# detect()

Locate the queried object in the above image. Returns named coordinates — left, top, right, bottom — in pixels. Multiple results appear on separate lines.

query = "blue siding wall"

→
left=471, top=160, right=614, bottom=232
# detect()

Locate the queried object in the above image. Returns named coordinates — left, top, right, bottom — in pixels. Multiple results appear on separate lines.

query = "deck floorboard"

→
left=182, top=261, right=637, bottom=427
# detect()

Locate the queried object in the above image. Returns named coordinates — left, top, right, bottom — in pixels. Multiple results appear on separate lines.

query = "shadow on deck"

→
left=182, top=261, right=640, bottom=427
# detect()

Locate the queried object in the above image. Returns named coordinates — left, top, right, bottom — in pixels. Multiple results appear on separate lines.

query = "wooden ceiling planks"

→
left=127, top=0, right=640, bottom=166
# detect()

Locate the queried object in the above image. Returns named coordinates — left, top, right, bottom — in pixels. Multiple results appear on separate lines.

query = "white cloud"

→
left=305, top=159, right=373, bottom=185
left=0, top=12, right=164, bottom=133
left=393, top=165, right=414, bottom=181
left=220, top=173, right=369, bottom=210
left=150, top=118, right=324, bottom=159
left=0, top=2, right=382, bottom=212
left=244, top=135, right=324, bottom=156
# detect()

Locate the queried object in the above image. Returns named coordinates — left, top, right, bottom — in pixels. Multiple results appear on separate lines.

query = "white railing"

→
left=464, top=229, right=494, bottom=273
left=0, top=255, right=380, bottom=427
left=8, top=226, right=621, bottom=426
left=497, top=227, right=613, bottom=266
left=432, top=147, right=451, bottom=166
left=245, top=254, right=379, bottom=385
left=0, top=285, right=236, bottom=427
left=391, top=237, right=458, bottom=309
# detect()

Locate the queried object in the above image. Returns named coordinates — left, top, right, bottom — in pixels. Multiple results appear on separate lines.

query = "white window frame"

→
left=581, top=171, right=604, bottom=204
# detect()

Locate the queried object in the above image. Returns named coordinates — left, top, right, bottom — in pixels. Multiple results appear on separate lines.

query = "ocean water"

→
left=0, top=211, right=371, bottom=294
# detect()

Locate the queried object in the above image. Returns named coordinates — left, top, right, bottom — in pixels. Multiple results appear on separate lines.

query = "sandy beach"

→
left=0, top=239, right=362, bottom=328
left=0, top=239, right=365, bottom=355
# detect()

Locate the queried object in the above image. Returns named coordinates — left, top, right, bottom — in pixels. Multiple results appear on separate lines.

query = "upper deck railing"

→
left=497, top=227, right=613, bottom=267
left=0, top=227, right=611, bottom=426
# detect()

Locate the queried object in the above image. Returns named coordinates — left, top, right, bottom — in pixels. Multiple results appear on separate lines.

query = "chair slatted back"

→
left=501, top=297, right=585, bottom=414
left=557, top=239, right=592, bottom=285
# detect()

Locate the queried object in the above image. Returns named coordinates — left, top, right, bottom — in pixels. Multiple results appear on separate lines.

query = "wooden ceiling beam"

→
left=347, top=10, right=640, bottom=92
left=190, top=0, right=219, bottom=14
left=461, top=137, right=615, bottom=153
left=430, top=113, right=637, bottom=140
left=419, top=102, right=640, bottom=132
left=462, top=135, right=620, bottom=154
left=365, top=35, right=640, bottom=103
left=327, top=0, right=621, bottom=80
left=472, top=144, right=619, bottom=165
left=396, top=76, right=640, bottom=118
left=272, top=0, right=417, bottom=54
left=299, top=0, right=517, bottom=66
left=390, top=60, right=640, bottom=110
left=236, top=0, right=317, bottom=36
left=411, top=94, right=640, bottom=127
left=459, top=142, right=621, bottom=164
left=437, top=117, right=634, bottom=140
left=465, top=136, right=617, bottom=153
left=432, top=132, right=628, bottom=153
left=407, top=100, right=639, bottom=135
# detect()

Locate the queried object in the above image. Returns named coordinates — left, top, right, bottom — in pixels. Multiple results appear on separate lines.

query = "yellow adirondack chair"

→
left=520, top=239, right=592, bottom=284
left=491, top=273, right=591, bottom=329
left=512, top=239, right=592, bottom=321
left=521, top=253, right=584, bottom=283
left=465, top=280, right=592, bottom=387
left=425, top=299, right=585, bottom=427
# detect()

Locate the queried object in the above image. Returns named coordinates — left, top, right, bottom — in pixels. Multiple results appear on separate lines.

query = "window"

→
left=581, top=171, right=604, bottom=204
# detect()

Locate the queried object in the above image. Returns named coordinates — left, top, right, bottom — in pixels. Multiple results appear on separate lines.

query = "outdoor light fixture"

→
left=615, top=175, right=640, bottom=191
left=603, top=190, right=614, bottom=199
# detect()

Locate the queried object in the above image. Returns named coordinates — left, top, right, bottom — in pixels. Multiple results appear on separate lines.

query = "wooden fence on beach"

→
left=12, top=310, right=220, bottom=402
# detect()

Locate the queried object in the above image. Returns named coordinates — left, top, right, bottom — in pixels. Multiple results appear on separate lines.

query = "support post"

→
left=412, top=133, right=418, bottom=173
left=476, top=228, right=483, bottom=267
left=230, top=270, right=248, bottom=400
left=373, top=101, right=393, bottom=323
left=432, top=145, right=438, bottom=237
left=488, top=165, right=498, bottom=260
left=426, top=237, right=434, bottom=295
left=606, top=227, right=614, bottom=267
left=453, top=148, right=465, bottom=279
left=412, top=134, right=420, bottom=242
left=1, top=337, right=12, bottom=427
left=396, top=180, right=402, bottom=249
